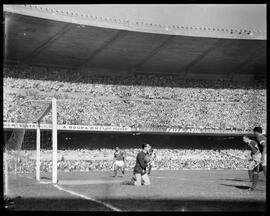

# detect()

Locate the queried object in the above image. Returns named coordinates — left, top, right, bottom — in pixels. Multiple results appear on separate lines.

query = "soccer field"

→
left=6, top=170, right=266, bottom=211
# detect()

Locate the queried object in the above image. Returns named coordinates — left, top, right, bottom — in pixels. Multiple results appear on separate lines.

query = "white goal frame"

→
left=35, top=97, right=58, bottom=183
left=4, top=97, right=58, bottom=197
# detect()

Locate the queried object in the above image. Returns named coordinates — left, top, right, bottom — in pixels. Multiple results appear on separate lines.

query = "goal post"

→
left=36, top=122, right=40, bottom=181
left=34, top=97, right=58, bottom=184
left=52, top=98, right=58, bottom=184
left=33, top=99, right=57, bottom=183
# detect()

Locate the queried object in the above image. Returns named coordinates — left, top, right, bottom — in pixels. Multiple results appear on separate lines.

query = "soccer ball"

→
left=144, top=155, right=151, bottom=163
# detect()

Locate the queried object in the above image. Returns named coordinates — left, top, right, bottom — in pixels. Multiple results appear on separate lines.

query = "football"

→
left=144, top=155, right=151, bottom=163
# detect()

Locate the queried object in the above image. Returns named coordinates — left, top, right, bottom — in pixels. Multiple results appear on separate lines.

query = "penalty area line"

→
left=53, top=184, right=121, bottom=212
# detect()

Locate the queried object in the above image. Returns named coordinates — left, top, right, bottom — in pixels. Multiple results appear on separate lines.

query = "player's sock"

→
left=251, top=173, right=259, bottom=189
left=114, top=170, right=117, bottom=177
left=148, top=165, right=152, bottom=175
left=262, top=166, right=266, bottom=177
left=248, top=170, right=253, bottom=182
left=122, top=169, right=125, bottom=175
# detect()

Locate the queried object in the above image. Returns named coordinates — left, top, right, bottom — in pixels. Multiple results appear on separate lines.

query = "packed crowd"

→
left=3, top=63, right=266, bottom=132
left=4, top=63, right=266, bottom=103
left=3, top=90, right=266, bottom=132
left=4, top=63, right=266, bottom=89
left=4, top=76, right=266, bottom=103
left=5, top=148, right=250, bottom=173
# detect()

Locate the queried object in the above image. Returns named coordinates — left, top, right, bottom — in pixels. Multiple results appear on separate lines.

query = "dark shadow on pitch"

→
left=219, top=178, right=246, bottom=182
left=7, top=197, right=113, bottom=211
left=220, top=178, right=265, bottom=183
left=6, top=196, right=266, bottom=212
left=40, top=176, right=52, bottom=180
left=101, top=198, right=266, bottom=211
left=220, top=183, right=250, bottom=190
left=120, top=180, right=134, bottom=186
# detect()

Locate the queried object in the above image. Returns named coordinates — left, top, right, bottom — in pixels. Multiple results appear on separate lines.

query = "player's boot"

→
left=248, top=187, right=255, bottom=191
left=130, top=176, right=136, bottom=184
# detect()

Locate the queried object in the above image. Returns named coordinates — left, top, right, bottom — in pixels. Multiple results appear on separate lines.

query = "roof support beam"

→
left=131, top=35, right=174, bottom=72
left=178, top=39, right=225, bottom=78
left=227, top=43, right=265, bottom=80
left=20, top=23, right=74, bottom=65
left=78, top=30, right=128, bottom=71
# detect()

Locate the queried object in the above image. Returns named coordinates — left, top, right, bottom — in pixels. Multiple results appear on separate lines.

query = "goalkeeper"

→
left=132, top=143, right=151, bottom=186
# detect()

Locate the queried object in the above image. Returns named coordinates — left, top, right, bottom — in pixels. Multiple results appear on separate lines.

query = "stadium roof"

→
left=4, top=4, right=266, bottom=80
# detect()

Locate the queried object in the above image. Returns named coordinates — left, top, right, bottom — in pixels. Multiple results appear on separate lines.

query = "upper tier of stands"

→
left=3, top=63, right=266, bottom=132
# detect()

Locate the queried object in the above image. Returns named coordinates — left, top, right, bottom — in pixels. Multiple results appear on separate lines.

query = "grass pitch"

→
left=5, top=170, right=266, bottom=211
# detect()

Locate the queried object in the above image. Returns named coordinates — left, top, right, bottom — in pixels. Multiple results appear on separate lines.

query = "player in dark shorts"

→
left=253, top=127, right=267, bottom=177
left=243, top=135, right=263, bottom=191
left=112, top=147, right=126, bottom=177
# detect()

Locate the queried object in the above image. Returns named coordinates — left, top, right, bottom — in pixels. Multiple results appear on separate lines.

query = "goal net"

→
left=4, top=98, right=58, bottom=196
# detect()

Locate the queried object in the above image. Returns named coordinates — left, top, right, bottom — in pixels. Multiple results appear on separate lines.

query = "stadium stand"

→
left=3, top=62, right=266, bottom=172
left=4, top=63, right=266, bottom=132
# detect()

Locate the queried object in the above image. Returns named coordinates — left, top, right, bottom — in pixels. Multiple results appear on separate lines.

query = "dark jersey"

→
left=114, top=151, right=125, bottom=161
left=257, top=134, right=266, bottom=153
left=248, top=140, right=259, bottom=155
left=133, top=151, right=148, bottom=174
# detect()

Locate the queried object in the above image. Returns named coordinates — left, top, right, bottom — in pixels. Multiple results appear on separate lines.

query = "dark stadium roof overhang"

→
left=4, top=5, right=266, bottom=81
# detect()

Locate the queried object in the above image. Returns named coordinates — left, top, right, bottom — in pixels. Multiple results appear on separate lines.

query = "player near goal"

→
left=112, top=147, right=126, bottom=177
left=133, top=143, right=151, bottom=186
left=253, top=127, right=267, bottom=177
